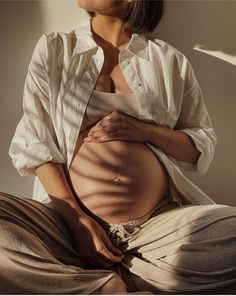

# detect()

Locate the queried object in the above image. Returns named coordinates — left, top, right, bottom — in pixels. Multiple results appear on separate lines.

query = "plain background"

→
left=0, top=0, right=235, bottom=206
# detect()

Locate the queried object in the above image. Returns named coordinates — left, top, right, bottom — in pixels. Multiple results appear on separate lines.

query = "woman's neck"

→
left=90, top=15, right=133, bottom=50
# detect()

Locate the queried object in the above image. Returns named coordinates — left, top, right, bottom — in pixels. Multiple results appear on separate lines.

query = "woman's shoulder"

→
left=42, top=29, right=78, bottom=57
left=36, top=25, right=86, bottom=56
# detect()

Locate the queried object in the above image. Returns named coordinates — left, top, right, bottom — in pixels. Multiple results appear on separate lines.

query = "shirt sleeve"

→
left=172, top=56, right=217, bottom=175
left=9, top=34, right=65, bottom=177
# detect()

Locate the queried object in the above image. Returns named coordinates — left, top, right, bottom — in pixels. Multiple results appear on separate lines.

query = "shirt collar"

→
left=73, top=15, right=150, bottom=62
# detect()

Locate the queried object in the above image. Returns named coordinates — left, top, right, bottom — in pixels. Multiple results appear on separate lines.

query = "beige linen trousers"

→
left=0, top=191, right=235, bottom=294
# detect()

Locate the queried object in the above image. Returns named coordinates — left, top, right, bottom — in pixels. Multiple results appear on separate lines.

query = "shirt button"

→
left=84, top=72, right=91, bottom=80
left=134, top=81, right=142, bottom=88
left=123, top=59, right=130, bottom=66
left=67, top=132, right=74, bottom=141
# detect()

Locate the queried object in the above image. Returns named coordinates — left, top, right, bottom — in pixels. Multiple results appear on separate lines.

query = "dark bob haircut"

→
left=86, top=0, right=164, bottom=34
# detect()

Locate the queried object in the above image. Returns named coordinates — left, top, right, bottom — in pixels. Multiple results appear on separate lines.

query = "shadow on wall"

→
left=0, top=1, right=43, bottom=197
left=150, top=0, right=236, bottom=58
left=147, top=0, right=236, bottom=206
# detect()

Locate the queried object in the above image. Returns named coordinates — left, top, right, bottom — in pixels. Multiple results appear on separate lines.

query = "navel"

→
left=113, top=176, right=122, bottom=183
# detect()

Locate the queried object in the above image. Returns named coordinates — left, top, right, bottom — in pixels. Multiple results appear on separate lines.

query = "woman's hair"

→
left=86, top=0, right=164, bottom=33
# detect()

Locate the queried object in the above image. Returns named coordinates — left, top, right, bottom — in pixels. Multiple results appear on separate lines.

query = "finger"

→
left=92, top=121, right=111, bottom=133
left=92, top=125, right=120, bottom=138
left=84, top=134, right=107, bottom=142
left=100, top=249, right=124, bottom=264
left=88, top=250, right=118, bottom=268
left=86, top=254, right=113, bottom=269
left=94, top=131, right=125, bottom=142
left=102, top=233, right=124, bottom=257
left=103, top=124, right=120, bottom=133
left=87, top=125, right=105, bottom=136
left=84, top=133, right=113, bottom=142
left=95, top=111, right=122, bottom=128
left=92, top=135, right=115, bottom=142
left=98, top=244, right=125, bottom=263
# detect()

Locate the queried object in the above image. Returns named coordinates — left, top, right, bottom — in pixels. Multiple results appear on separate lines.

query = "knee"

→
left=0, top=221, right=18, bottom=249
left=0, top=192, right=14, bottom=210
left=211, top=205, right=236, bottom=236
left=0, top=192, right=25, bottom=216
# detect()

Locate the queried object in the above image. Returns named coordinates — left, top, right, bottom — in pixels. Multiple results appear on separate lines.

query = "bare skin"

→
left=34, top=1, right=196, bottom=294
left=64, top=3, right=161, bottom=294
left=65, top=2, right=167, bottom=294
left=70, top=1, right=170, bottom=225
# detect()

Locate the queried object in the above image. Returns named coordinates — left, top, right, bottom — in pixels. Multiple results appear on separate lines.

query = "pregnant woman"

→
left=2, top=0, right=236, bottom=294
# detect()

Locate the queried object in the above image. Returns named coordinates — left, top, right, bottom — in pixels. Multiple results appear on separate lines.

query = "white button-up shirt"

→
left=9, top=16, right=217, bottom=205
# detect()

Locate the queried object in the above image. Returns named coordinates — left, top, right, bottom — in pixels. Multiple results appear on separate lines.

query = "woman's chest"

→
left=52, top=49, right=183, bottom=164
left=94, top=53, right=133, bottom=94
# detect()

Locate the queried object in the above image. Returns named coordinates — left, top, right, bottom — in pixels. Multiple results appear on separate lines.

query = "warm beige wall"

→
left=0, top=0, right=83, bottom=198
left=153, top=0, right=236, bottom=206
left=1, top=1, right=235, bottom=205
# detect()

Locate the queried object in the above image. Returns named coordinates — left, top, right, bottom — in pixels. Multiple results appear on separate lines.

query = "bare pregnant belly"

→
left=68, top=140, right=170, bottom=224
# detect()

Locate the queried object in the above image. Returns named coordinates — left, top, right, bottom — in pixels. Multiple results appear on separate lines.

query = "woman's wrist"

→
left=49, top=195, right=88, bottom=225
left=144, top=123, right=201, bottom=164
left=142, top=121, right=161, bottom=143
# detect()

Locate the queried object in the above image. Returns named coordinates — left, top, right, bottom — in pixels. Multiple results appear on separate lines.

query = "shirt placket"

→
left=66, top=47, right=105, bottom=172
left=118, top=49, right=149, bottom=122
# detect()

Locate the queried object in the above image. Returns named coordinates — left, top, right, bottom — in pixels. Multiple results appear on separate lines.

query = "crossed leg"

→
left=0, top=192, right=128, bottom=294
left=112, top=203, right=236, bottom=294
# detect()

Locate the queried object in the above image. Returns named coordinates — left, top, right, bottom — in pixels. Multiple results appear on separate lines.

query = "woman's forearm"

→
left=145, top=124, right=201, bottom=164
left=35, top=162, right=87, bottom=226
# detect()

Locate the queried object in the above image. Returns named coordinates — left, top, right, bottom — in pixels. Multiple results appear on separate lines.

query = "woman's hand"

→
left=71, top=213, right=125, bottom=269
left=83, top=111, right=151, bottom=143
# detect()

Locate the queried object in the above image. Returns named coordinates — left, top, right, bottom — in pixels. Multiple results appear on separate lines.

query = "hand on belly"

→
left=69, top=140, right=170, bottom=224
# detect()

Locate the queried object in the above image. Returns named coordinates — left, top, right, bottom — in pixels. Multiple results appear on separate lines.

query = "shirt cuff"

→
left=172, top=127, right=216, bottom=175
left=10, top=141, right=65, bottom=177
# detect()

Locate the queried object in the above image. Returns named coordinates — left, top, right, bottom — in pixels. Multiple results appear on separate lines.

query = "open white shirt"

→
left=9, top=16, right=217, bottom=205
